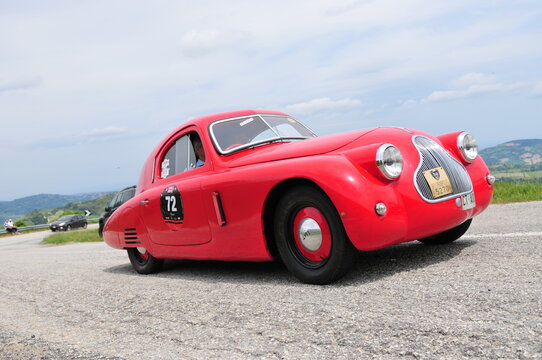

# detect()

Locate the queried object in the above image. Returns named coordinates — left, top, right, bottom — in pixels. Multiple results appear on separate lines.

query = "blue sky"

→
left=1, top=0, right=541, bottom=200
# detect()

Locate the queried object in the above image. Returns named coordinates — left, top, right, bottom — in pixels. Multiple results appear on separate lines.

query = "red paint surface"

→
left=103, top=110, right=493, bottom=262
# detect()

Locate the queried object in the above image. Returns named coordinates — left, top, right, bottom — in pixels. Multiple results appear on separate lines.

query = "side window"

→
left=121, top=189, right=135, bottom=204
left=124, top=188, right=136, bottom=203
left=113, top=194, right=123, bottom=208
left=108, top=194, right=119, bottom=208
left=160, top=132, right=206, bottom=179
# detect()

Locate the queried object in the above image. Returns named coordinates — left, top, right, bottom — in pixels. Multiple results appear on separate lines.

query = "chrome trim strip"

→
left=412, top=135, right=473, bottom=203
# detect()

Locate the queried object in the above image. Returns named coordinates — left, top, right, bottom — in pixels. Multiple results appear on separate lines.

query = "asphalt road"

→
left=1, top=203, right=541, bottom=360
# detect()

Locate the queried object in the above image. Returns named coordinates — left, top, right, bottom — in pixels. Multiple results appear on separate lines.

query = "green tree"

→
left=26, top=210, right=48, bottom=225
left=14, top=220, right=28, bottom=227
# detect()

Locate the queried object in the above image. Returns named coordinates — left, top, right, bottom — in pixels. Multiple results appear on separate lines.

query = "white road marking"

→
left=464, top=232, right=542, bottom=239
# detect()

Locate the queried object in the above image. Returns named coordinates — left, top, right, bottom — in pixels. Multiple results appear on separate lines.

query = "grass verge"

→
left=41, top=228, right=102, bottom=245
left=492, top=182, right=542, bottom=204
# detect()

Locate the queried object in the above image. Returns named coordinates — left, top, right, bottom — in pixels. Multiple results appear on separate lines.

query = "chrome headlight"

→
left=457, top=132, right=478, bottom=162
left=376, top=144, right=403, bottom=180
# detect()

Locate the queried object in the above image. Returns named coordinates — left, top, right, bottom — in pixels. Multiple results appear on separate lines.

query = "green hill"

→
left=17, top=193, right=116, bottom=225
left=0, top=192, right=114, bottom=221
left=480, top=139, right=542, bottom=168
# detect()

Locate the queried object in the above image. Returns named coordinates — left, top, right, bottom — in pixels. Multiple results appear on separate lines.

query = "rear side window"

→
left=109, top=193, right=120, bottom=208
left=160, top=132, right=204, bottom=179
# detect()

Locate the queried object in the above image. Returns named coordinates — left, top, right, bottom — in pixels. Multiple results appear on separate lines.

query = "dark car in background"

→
left=98, top=186, right=136, bottom=237
left=50, top=214, right=88, bottom=232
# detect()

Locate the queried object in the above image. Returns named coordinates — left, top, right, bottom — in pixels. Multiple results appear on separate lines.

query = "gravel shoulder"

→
left=1, top=203, right=541, bottom=359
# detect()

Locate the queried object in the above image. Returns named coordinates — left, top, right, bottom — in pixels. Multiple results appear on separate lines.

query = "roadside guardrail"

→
left=1, top=218, right=100, bottom=235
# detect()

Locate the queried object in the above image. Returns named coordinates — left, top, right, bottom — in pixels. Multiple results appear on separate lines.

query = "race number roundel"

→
left=160, top=185, right=183, bottom=222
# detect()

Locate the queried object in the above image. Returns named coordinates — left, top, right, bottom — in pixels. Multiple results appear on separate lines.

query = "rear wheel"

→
left=418, top=219, right=472, bottom=245
left=274, top=186, right=357, bottom=284
left=127, top=247, right=164, bottom=274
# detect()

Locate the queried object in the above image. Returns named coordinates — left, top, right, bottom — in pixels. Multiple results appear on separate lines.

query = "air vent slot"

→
left=124, top=228, right=140, bottom=244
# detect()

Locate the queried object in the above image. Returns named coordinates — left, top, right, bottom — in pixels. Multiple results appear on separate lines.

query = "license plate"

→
left=462, top=192, right=476, bottom=210
left=423, top=167, right=453, bottom=198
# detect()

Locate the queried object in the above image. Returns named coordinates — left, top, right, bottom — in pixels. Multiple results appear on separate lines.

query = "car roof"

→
left=136, top=109, right=291, bottom=194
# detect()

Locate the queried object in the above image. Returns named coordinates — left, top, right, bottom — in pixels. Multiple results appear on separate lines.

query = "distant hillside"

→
left=0, top=192, right=113, bottom=221
left=17, top=193, right=116, bottom=225
left=480, top=139, right=542, bottom=168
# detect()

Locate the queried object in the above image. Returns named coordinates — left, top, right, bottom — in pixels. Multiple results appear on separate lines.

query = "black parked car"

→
left=98, top=186, right=136, bottom=238
left=50, top=214, right=88, bottom=232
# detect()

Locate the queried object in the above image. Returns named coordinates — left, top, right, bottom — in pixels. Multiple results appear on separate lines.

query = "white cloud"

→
left=179, top=29, right=250, bottom=56
left=451, top=73, right=496, bottom=88
left=284, top=97, right=361, bottom=115
left=422, top=73, right=522, bottom=102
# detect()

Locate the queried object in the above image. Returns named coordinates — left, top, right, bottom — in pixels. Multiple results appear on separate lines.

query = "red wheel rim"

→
left=292, top=207, right=331, bottom=263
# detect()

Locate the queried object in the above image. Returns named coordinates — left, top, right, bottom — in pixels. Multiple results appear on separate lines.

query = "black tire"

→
left=66, top=225, right=71, bottom=231
left=83, top=222, right=88, bottom=229
left=98, top=220, right=104, bottom=238
left=127, top=248, right=164, bottom=274
left=274, top=186, right=357, bottom=284
left=418, top=219, right=472, bottom=245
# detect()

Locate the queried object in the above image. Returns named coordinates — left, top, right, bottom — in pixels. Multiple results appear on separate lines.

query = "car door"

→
left=139, top=130, right=211, bottom=246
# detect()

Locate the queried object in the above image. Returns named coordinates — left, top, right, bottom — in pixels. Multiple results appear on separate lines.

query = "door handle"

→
left=140, top=200, right=149, bottom=205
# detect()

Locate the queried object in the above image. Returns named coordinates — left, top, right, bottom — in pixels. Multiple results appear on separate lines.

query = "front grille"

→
left=413, top=136, right=473, bottom=202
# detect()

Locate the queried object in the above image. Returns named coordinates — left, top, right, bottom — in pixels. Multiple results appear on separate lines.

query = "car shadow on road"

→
left=103, top=239, right=476, bottom=285
left=342, top=239, right=476, bottom=285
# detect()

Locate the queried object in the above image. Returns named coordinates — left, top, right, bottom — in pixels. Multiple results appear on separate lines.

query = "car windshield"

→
left=57, top=215, right=74, bottom=221
left=210, top=114, right=317, bottom=154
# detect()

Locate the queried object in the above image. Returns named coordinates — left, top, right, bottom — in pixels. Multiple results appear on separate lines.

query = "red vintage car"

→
left=103, top=109, right=494, bottom=284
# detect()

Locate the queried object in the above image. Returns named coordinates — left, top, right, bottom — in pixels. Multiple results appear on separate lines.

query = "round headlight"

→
left=376, top=144, right=403, bottom=180
left=457, top=132, right=478, bottom=162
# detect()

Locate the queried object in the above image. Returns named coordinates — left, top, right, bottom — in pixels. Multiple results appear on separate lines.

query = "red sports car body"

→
left=103, top=109, right=494, bottom=284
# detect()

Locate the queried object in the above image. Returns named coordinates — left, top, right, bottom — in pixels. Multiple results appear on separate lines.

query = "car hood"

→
left=226, top=129, right=375, bottom=168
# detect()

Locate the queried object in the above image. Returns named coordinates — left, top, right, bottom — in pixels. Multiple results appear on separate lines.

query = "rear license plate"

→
left=423, top=167, right=453, bottom=198
left=462, top=192, right=476, bottom=210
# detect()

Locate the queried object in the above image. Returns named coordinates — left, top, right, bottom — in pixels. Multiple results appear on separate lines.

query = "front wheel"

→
left=127, top=248, right=164, bottom=274
left=274, top=186, right=357, bottom=284
left=66, top=225, right=71, bottom=231
left=418, top=219, right=472, bottom=245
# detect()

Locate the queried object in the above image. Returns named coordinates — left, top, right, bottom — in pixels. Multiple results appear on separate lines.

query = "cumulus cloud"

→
left=284, top=97, right=361, bottom=115
left=422, top=73, right=521, bottom=103
left=450, top=73, right=496, bottom=88
left=179, top=29, right=250, bottom=56
left=0, top=77, right=41, bottom=94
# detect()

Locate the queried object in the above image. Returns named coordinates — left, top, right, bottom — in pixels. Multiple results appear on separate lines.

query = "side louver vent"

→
left=124, top=228, right=141, bottom=245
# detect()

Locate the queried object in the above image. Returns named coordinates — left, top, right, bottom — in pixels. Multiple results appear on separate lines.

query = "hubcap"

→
left=292, top=207, right=332, bottom=263
left=136, top=247, right=149, bottom=261
left=298, top=218, right=322, bottom=251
